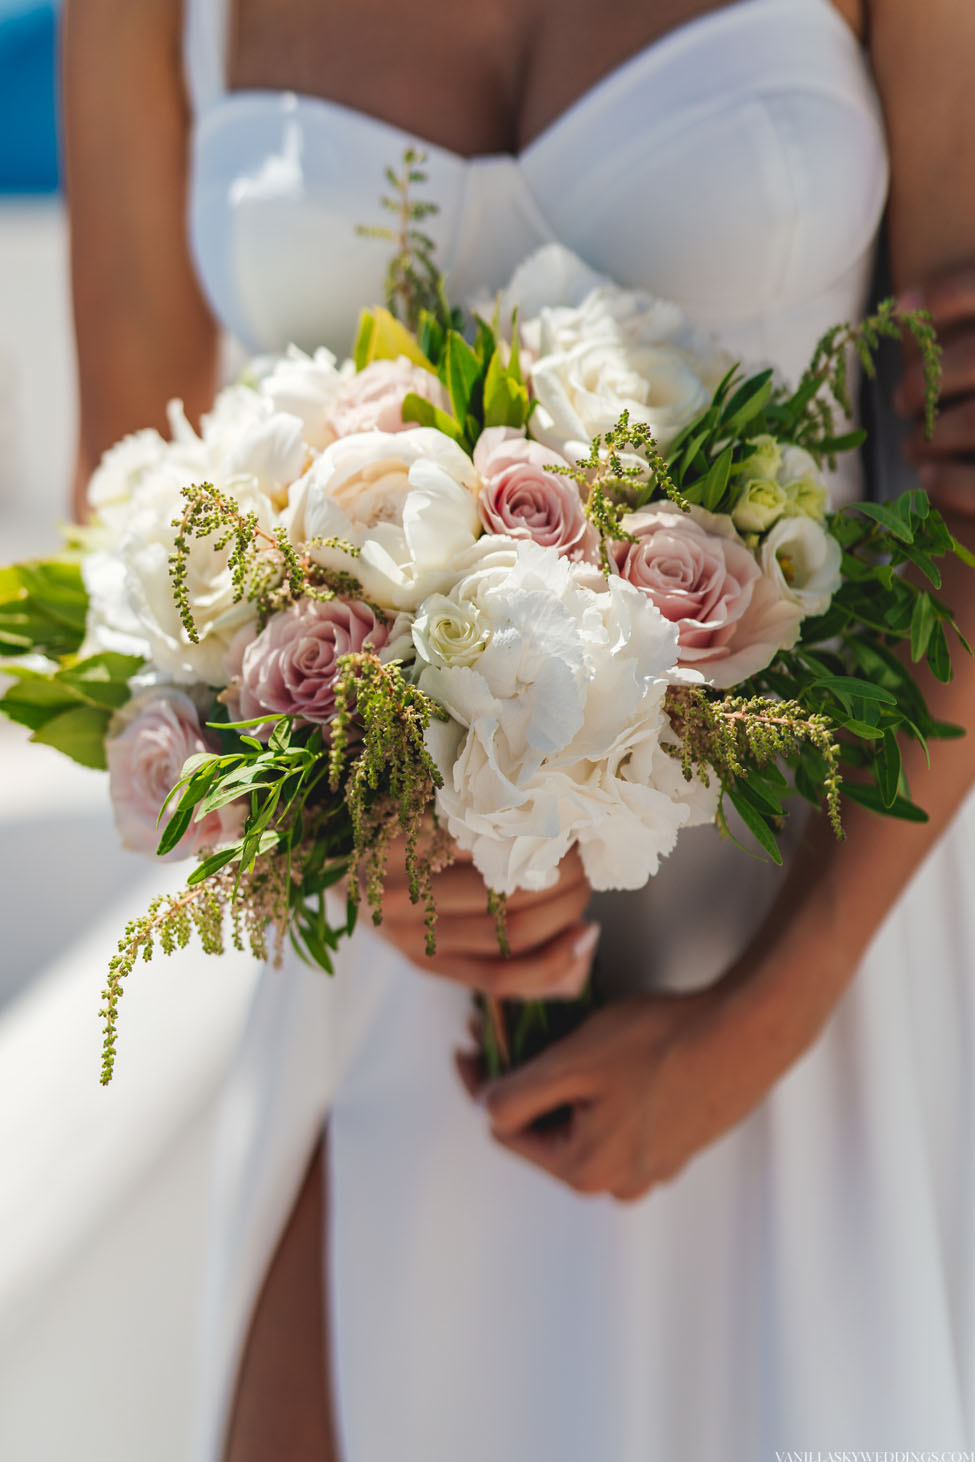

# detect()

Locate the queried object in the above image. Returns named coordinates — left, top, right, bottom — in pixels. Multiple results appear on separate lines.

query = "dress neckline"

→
left=195, top=0, right=860, bottom=166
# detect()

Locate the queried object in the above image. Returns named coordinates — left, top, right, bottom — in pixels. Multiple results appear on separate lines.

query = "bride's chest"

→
left=187, top=0, right=888, bottom=369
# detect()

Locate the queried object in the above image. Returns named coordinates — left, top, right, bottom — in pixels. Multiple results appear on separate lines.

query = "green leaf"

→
left=814, top=675, right=898, bottom=708
left=698, top=443, right=735, bottom=512
left=876, top=729, right=902, bottom=808
left=852, top=501, right=914, bottom=544
left=56, top=652, right=144, bottom=711
left=186, top=846, right=241, bottom=885
left=842, top=781, right=929, bottom=822
left=0, top=671, right=83, bottom=731
left=353, top=306, right=432, bottom=369
left=726, top=783, right=784, bottom=864
left=910, top=592, right=936, bottom=663
left=400, top=391, right=465, bottom=444
left=0, top=558, right=89, bottom=658
left=896, top=540, right=942, bottom=589
left=925, top=620, right=952, bottom=683
left=483, top=346, right=530, bottom=429
left=444, top=332, right=482, bottom=428
left=719, top=370, right=774, bottom=436
left=352, top=310, right=374, bottom=371
left=31, top=704, right=110, bottom=769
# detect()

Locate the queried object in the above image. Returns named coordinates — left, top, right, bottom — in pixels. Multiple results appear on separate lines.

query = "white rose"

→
left=760, top=515, right=842, bottom=617
left=287, top=428, right=482, bottom=611
left=527, top=284, right=731, bottom=463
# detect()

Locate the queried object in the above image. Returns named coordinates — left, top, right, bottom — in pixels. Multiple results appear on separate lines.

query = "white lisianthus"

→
left=731, top=476, right=790, bottom=534
left=524, top=277, right=732, bottom=463
left=780, top=445, right=829, bottom=520
left=287, top=428, right=482, bottom=611
left=733, top=436, right=829, bottom=533
left=415, top=537, right=707, bottom=895
left=761, top=515, right=842, bottom=617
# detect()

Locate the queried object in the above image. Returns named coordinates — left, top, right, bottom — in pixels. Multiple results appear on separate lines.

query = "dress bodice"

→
left=183, top=0, right=891, bottom=995
left=185, top=0, right=888, bottom=388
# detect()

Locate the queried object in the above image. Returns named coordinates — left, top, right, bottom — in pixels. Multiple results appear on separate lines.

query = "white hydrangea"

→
left=415, top=537, right=714, bottom=895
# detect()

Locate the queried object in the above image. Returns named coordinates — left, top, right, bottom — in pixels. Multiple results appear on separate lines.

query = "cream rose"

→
left=107, top=688, right=244, bottom=860
left=324, top=356, right=451, bottom=438
left=473, top=426, right=598, bottom=561
left=611, top=506, right=802, bottom=687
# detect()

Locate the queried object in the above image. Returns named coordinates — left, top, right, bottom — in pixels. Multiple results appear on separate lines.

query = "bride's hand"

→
left=897, top=262, right=975, bottom=516
left=375, top=840, right=598, bottom=1000
left=478, top=973, right=802, bottom=1202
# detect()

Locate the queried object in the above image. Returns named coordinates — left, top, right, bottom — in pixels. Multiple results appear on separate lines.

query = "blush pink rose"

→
left=324, top=357, right=451, bottom=438
left=107, top=689, right=244, bottom=861
left=611, top=506, right=801, bottom=687
left=473, top=426, right=599, bottom=562
left=224, top=598, right=393, bottom=738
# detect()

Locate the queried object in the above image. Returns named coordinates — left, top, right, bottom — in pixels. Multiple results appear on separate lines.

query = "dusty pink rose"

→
left=611, top=506, right=801, bottom=687
left=473, top=426, right=599, bottom=561
left=225, top=598, right=393, bottom=737
left=324, top=357, right=451, bottom=438
left=107, top=689, right=243, bottom=861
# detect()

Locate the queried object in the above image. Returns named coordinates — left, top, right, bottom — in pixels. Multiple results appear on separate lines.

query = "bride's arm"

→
left=483, top=0, right=975, bottom=1199
left=62, top=0, right=218, bottom=515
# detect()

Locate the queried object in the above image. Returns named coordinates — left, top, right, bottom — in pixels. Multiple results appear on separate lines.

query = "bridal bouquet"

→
left=1, top=156, right=968, bottom=1081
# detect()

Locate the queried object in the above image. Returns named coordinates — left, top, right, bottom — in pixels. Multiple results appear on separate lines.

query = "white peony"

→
left=286, top=428, right=482, bottom=611
left=415, top=537, right=711, bottom=895
left=760, top=515, right=842, bottom=617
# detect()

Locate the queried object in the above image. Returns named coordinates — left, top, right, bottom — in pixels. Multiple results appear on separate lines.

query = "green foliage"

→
left=168, top=482, right=378, bottom=636
left=0, top=559, right=88, bottom=658
left=329, top=651, right=451, bottom=951
left=355, top=150, right=455, bottom=334
left=655, top=302, right=942, bottom=519
left=0, top=651, right=144, bottom=768
left=664, top=685, right=843, bottom=860
left=549, top=409, right=688, bottom=569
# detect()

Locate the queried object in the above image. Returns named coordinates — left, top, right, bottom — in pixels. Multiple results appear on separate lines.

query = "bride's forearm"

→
left=713, top=512, right=974, bottom=1070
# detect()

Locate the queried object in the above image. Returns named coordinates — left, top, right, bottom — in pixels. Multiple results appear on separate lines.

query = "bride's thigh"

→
left=223, top=1133, right=339, bottom=1462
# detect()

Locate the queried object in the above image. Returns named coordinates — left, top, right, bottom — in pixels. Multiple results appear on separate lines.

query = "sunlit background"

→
left=0, top=7, right=261, bottom=1458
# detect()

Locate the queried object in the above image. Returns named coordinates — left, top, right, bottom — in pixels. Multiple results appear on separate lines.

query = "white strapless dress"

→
left=183, top=0, right=975, bottom=1455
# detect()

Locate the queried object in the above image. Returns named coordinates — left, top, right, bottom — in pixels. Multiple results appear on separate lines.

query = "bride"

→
left=63, top=0, right=974, bottom=1456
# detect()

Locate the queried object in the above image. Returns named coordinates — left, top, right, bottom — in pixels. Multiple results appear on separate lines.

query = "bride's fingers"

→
left=387, top=920, right=599, bottom=998
left=484, top=1038, right=600, bottom=1137
left=381, top=861, right=588, bottom=918
left=404, top=882, right=592, bottom=957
